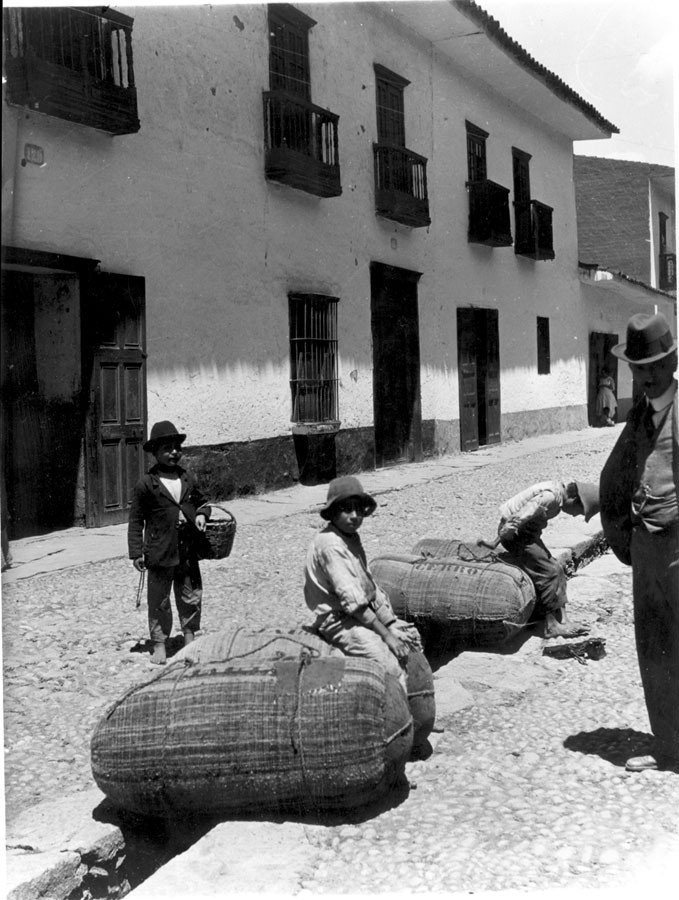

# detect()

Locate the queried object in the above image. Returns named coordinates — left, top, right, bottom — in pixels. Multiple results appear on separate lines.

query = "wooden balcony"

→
left=373, top=144, right=430, bottom=228
left=3, top=7, right=139, bottom=135
left=467, top=179, right=512, bottom=247
left=263, top=91, right=341, bottom=198
left=659, top=252, right=676, bottom=292
left=514, top=199, right=555, bottom=260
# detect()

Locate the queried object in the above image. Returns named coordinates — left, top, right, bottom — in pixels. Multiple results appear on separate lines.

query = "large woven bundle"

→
left=371, top=544, right=535, bottom=650
left=91, top=637, right=412, bottom=818
left=175, top=625, right=435, bottom=752
left=405, top=649, right=436, bottom=748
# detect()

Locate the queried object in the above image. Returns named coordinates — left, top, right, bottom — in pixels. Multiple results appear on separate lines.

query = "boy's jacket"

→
left=128, top=465, right=211, bottom=567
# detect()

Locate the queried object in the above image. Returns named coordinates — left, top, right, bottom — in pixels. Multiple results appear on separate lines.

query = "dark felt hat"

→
left=575, top=481, right=600, bottom=523
left=611, top=312, right=677, bottom=365
left=143, top=421, right=186, bottom=453
left=320, top=476, right=377, bottom=520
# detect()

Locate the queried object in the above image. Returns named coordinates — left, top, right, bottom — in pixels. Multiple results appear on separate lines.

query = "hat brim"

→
left=320, top=494, right=377, bottom=520
left=611, top=339, right=677, bottom=365
left=143, top=434, right=187, bottom=452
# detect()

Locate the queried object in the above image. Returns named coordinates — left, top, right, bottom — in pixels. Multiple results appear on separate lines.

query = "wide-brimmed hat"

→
left=143, top=421, right=186, bottom=453
left=320, top=476, right=377, bottom=520
left=575, top=481, right=600, bottom=523
left=611, top=312, right=677, bottom=365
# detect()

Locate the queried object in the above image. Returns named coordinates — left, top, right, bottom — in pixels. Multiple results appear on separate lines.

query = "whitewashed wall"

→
left=6, top=2, right=601, bottom=449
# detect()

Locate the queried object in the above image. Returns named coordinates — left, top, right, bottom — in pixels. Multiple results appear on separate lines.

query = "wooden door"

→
left=483, top=308, right=501, bottom=444
left=83, top=273, right=146, bottom=526
left=370, top=262, right=422, bottom=467
left=457, top=307, right=479, bottom=452
left=588, top=331, right=619, bottom=426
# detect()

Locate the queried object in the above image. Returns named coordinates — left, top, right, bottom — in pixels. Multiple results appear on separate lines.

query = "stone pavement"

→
left=3, top=424, right=679, bottom=898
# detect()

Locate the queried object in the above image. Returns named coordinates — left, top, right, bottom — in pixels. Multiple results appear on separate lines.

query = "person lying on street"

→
left=304, top=475, right=421, bottom=691
left=128, top=420, right=211, bottom=666
left=496, top=480, right=600, bottom=639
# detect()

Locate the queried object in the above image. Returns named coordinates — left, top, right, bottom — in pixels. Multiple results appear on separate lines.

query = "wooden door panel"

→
left=370, top=263, right=422, bottom=467
left=457, top=307, right=479, bottom=452
left=484, top=308, right=501, bottom=444
left=83, top=273, right=146, bottom=526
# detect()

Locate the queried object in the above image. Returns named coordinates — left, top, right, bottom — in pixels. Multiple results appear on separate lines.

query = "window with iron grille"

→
left=466, top=121, right=488, bottom=182
left=537, top=316, right=551, bottom=375
left=289, top=294, right=339, bottom=424
left=268, top=4, right=313, bottom=99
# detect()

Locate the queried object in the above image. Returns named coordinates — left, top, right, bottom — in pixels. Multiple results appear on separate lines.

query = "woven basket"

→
left=198, top=504, right=236, bottom=560
left=91, top=627, right=413, bottom=818
left=371, top=543, right=536, bottom=652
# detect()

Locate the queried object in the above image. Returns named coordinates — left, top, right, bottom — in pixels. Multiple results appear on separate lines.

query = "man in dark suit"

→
left=600, top=312, right=678, bottom=772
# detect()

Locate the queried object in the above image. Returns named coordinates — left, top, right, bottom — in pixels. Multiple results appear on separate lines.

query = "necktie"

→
left=643, top=403, right=655, bottom=438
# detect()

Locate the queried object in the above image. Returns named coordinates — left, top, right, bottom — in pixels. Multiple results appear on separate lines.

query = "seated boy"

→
left=304, top=475, right=421, bottom=690
left=496, top=480, right=599, bottom=639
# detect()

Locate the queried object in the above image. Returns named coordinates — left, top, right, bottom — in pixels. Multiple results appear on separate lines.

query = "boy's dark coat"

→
left=128, top=465, right=211, bottom=567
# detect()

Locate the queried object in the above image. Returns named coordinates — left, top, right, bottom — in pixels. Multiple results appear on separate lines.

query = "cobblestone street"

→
left=3, top=428, right=679, bottom=895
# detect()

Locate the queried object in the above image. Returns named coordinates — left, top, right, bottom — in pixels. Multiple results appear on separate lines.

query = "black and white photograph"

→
left=1, top=1, right=677, bottom=897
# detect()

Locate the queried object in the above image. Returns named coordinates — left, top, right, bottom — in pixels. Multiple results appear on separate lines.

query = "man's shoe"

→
left=625, top=754, right=659, bottom=772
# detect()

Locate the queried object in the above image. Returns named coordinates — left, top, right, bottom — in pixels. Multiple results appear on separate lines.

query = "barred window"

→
left=289, top=294, right=339, bottom=424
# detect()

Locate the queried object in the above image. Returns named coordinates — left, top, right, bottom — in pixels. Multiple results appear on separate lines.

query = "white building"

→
left=1, top=1, right=620, bottom=536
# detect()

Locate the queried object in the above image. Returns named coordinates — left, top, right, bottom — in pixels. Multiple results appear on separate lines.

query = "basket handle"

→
left=207, top=504, right=236, bottom=523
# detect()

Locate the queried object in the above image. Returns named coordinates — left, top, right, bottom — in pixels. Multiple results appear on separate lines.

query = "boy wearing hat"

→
left=600, top=311, right=679, bottom=772
left=495, top=480, right=600, bottom=638
left=128, top=421, right=211, bottom=665
left=304, top=476, right=421, bottom=688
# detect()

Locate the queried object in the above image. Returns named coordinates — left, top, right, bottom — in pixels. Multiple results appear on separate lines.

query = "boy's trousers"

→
left=147, top=558, right=202, bottom=642
left=498, top=536, right=567, bottom=616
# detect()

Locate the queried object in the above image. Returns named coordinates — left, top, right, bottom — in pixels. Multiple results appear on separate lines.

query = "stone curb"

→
left=4, top=528, right=606, bottom=900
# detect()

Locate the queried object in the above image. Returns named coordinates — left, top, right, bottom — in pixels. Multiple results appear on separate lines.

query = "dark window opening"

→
left=466, top=121, right=488, bottom=183
left=537, top=317, right=551, bottom=375
left=289, top=294, right=339, bottom=424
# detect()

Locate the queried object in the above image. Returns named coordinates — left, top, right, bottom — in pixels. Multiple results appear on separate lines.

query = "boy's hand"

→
left=384, top=628, right=410, bottom=661
left=195, top=514, right=207, bottom=532
left=132, top=557, right=145, bottom=572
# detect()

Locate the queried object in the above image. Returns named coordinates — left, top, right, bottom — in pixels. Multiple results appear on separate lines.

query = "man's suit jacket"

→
left=600, top=392, right=679, bottom=565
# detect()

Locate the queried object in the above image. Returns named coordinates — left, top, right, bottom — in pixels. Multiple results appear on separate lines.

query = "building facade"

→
left=2, top=1, right=618, bottom=538
left=574, top=156, right=676, bottom=423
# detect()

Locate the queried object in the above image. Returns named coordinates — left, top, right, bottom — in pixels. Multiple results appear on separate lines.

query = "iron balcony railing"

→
left=659, top=252, right=676, bottom=292
left=263, top=90, right=341, bottom=197
left=373, top=143, right=430, bottom=227
left=3, top=6, right=139, bottom=134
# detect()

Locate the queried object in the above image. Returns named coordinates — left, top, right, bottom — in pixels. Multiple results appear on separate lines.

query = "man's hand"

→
left=132, top=557, right=145, bottom=572
left=194, top=514, right=207, bottom=532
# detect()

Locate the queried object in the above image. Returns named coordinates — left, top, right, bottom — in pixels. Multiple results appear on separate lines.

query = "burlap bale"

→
left=175, top=625, right=435, bottom=753
left=91, top=637, right=412, bottom=819
left=405, top=650, right=436, bottom=748
left=371, top=544, right=535, bottom=650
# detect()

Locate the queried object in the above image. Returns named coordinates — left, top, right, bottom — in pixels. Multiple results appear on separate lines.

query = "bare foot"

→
left=544, top=616, right=590, bottom=639
left=150, top=642, right=167, bottom=665
left=183, top=631, right=195, bottom=646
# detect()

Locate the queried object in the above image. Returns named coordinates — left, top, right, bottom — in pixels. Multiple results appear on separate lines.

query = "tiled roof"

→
left=455, top=1, right=619, bottom=136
